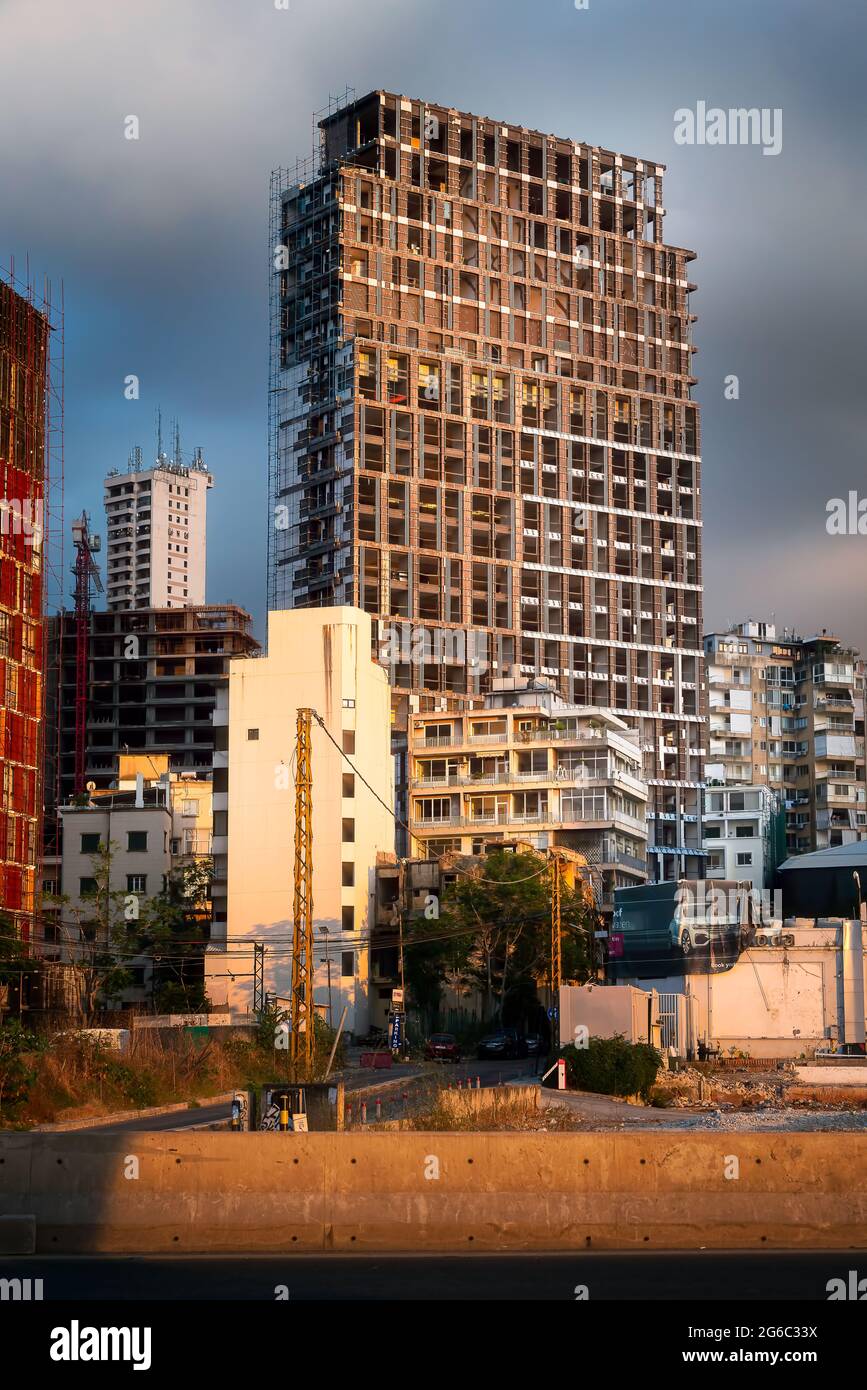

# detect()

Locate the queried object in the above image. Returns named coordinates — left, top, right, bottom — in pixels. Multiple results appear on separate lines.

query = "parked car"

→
left=425, top=1032, right=461, bottom=1063
left=524, top=1032, right=544, bottom=1056
left=477, top=1027, right=528, bottom=1060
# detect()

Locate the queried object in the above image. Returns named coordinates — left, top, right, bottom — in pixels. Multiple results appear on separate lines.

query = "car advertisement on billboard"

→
left=610, top=880, right=760, bottom=979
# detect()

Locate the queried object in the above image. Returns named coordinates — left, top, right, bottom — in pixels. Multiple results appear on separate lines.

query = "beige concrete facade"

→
left=53, top=755, right=214, bottom=1002
left=408, top=681, right=648, bottom=909
left=205, top=607, right=395, bottom=1036
left=705, top=620, right=867, bottom=855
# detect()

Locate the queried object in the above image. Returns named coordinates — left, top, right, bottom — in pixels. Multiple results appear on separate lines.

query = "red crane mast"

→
left=70, top=513, right=103, bottom=795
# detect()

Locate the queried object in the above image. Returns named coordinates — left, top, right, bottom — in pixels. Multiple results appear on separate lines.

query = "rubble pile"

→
left=653, top=1065, right=783, bottom=1111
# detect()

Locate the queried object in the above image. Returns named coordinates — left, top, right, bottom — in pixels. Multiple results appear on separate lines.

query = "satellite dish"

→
left=86, top=781, right=96, bottom=791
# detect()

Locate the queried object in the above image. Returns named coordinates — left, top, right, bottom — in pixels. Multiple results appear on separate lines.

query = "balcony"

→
left=815, top=733, right=857, bottom=760
left=414, top=770, right=510, bottom=789
left=599, top=843, right=648, bottom=873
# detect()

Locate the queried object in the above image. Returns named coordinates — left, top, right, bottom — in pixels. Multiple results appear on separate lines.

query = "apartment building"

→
left=205, top=607, right=395, bottom=1038
left=43, top=603, right=259, bottom=815
left=702, top=783, right=782, bottom=890
left=705, top=621, right=867, bottom=855
left=408, top=680, right=648, bottom=909
left=0, top=275, right=49, bottom=941
left=104, top=451, right=212, bottom=611
left=45, top=755, right=213, bottom=990
left=269, top=89, right=704, bottom=882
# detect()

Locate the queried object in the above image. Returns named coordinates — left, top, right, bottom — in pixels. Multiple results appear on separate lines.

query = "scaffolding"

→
left=0, top=260, right=62, bottom=947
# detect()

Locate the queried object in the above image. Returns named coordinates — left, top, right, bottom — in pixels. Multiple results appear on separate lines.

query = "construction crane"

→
left=70, top=513, right=102, bottom=796
left=291, top=707, right=315, bottom=1071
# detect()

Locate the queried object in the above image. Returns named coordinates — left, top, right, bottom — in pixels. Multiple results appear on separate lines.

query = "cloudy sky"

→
left=2, top=0, right=865, bottom=649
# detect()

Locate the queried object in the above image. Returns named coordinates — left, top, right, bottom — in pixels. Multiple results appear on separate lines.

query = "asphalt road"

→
left=80, top=1101, right=234, bottom=1134
left=0, top=1251, right=860, bottom=1300
left=76, top=1057, right=538, bottom=1132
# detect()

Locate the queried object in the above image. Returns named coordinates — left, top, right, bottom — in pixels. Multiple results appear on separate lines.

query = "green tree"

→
left=130, top=858, right=214, bottom=1013
left=49, top=842, right=134, bottom=1021
left=436, top=850, right=595, bottom=1024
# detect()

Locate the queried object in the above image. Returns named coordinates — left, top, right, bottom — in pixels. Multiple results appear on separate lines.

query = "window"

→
left=127, top=874, right=147, bottom=893
left=80, top=833, right=101, bottom=854
left=79, top=877, right=98, bottom=897
left=342, top=862, right=355, bottom=887
left=736, top=851, right=753, bottom=867
left=247, top=728, right=259, bottom=740
left=341, top=951, right=355, bottom=978
left=342, top=818, right=355, bottom=843
left=181, top=799, right=197, bottom=817
left=127, top=831, right=148, bottom=852
left=343, top=731, right=355, bottom=755
left=342, top=773, right=355, bottom=798
left=342, top=906, right=355, bottom=932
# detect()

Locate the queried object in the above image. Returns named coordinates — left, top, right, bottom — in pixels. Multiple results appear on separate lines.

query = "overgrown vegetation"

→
left=406, top=1086, right=540, bottom=1131
left=0, top=1017, right=343, bottom=1129
left=548, top=1035, right=661, bottom=1101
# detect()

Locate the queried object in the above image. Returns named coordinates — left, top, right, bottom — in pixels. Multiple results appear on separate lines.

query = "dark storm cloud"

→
left=2, top=0, right=865, bottom=647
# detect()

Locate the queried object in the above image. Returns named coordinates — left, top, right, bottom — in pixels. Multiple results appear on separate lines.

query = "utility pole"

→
left=549, top=852, right=563, bottom=1046
left=291, top=708, right=315, bottom=1072
left=252, top=942, right=265, bottom=1016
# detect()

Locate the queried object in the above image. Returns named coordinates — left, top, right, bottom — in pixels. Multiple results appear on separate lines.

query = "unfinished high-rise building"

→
left=269, top=91, right=704, bottom=880
left=1, top=274, right=51, bottom=941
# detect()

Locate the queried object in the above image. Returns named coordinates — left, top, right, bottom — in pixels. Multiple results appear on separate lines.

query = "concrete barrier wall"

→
left=795, top=1066, right=867, bottom=1086
left=2, top=1131, right=866, bottom=1253
left=787, top=1086, right=867, bottom=1104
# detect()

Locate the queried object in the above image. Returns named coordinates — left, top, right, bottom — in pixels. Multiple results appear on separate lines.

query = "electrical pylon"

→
left=291, top=707, right=315, bottom=1070
left=549, top=851, right=563, bottom=1031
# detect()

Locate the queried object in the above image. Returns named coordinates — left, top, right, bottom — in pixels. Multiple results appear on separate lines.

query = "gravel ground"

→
left=537, top=1092, right=867, bottom=1132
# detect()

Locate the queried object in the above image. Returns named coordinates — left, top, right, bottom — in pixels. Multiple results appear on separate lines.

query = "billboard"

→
left=610, top=880, right=757, bottom=979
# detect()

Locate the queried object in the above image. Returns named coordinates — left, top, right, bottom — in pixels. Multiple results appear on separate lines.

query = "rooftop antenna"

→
left=156, top=406, right=163, bottom=463
left=173, top=418, right=182, bottom=468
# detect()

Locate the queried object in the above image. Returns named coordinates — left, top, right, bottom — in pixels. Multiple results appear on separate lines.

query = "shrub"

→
left=547, top=1034, right=661, bottom=1101
left=0, top=1022, right=43, bottom=1115
left=649, top=1087, right=674, bottom=1108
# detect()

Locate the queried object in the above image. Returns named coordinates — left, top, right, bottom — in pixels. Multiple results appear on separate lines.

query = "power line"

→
left=308, top=706, right=553, bottom=887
